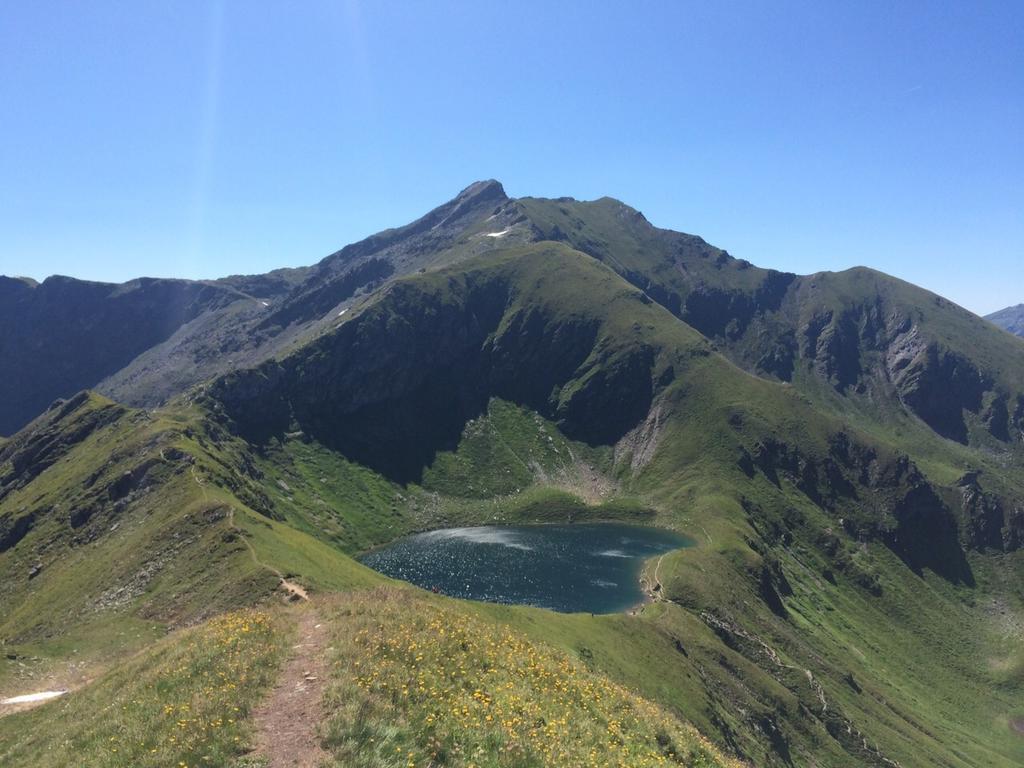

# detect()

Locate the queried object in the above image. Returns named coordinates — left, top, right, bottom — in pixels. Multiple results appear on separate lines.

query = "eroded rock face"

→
left=628, top=255, right=1024, bottom=453
left=957, top=472, right=1024, bottom=551
left=779, top=296, right=1019, bottom=447
left=981, top=395, right=1011, bottom=441
left=886, top=329, right=988, bottom=443
left=744, top=427, right=980, bottom=578
left=749, top=422, right=1024, bottom=569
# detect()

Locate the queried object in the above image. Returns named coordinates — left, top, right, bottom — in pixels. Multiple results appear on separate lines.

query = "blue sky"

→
left=1, top=1, right=1021, bottom=314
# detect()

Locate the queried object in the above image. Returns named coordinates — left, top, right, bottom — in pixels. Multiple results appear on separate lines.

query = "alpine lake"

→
left=360, top=523, right=693, bottom=614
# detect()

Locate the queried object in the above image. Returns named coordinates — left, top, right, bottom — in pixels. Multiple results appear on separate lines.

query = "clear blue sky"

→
left=2, top=2, right=1021, bottom=314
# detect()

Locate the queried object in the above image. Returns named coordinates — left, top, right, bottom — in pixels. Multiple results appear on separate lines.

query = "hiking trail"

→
left=190, top=462, right=307, bottom=601
left=249, top=606, right=330, bottom=767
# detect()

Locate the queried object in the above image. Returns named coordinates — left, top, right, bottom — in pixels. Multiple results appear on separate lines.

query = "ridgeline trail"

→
left=193, top=460, right=327, bottom=765
left=190, top=463, right=308, bottom=602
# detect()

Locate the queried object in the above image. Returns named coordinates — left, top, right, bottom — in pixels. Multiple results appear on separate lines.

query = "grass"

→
left=254, top=436, right=407, bottom=553
left=320, top=587, right=740, bottom=768
left=0, top=613, right=166, bottom=694
left=0, top=608, right=286, bottom=768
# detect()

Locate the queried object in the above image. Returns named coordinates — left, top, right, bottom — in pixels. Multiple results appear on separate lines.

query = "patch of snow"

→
left=2, top=690, right=67, bottom=705
left=485, top=229, right=511, bottom=238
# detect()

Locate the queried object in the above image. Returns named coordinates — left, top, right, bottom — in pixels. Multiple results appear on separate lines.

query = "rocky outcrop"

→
left=743, top=427, right=979, bottom=579
left=886, top=330, right=988, bottom=443
left=645, top=270, right=797, bottom=346
left=779, top=293, right=1015, bottom=447
left=0, top=508, right=34, bottom=552
left=260, top=180, right=509, bottom=332
left=956, top=471, right=1024, bottom=551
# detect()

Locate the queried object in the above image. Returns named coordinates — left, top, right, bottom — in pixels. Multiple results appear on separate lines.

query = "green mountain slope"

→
left=6, top=181, right=1020, bottom=467
left=1, top=185, right=1022, bottom=767
left=0, top=181, right=510, bottom=437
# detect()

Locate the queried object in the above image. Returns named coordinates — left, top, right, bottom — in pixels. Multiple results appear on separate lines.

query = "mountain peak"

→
left=454, top=179, right=507, bottom=204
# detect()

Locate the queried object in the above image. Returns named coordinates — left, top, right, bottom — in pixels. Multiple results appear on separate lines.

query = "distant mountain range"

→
left=2, top=182, right=1023, bottom=767
left=987, top=303, right=1024, bottom=337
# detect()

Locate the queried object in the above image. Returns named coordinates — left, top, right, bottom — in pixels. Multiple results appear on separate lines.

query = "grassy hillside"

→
left=321, top=587, right=739, bottom=768
left=0, top=391, right=377, bottom=692
left=511, top=196, right=1024, bottom=468
left=0, top=609, right=285, bottom=767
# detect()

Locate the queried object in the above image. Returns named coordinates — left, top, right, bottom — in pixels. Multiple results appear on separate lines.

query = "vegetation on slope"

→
left=0, top=609, right=285, bottom=768
left=203, top=242, right=1024, bottom=766
left=321, top=587, right=740, bottom=768
left=0, top=391, right=376, bottom=691
left=513, top=194, right=1024, bottom=467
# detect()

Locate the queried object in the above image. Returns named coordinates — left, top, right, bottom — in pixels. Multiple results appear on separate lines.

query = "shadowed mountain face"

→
left=0, top=276, right=245, bottom=436
left=208, top=244, right=696, bottom=483
left=987, top=303, right=1024, bottom=337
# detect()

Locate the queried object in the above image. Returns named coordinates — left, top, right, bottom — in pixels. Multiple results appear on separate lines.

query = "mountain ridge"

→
left=6, top=180, right=1022, bottom=453
left=987, top=303, right=1024, bottom=337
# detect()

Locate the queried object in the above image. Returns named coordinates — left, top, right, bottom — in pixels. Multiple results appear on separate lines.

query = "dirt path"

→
left=639, top=553, right=668, bottom=606
left=652, top=553, right=666, bottom=594
left=250, top=606, right=330, bottom=767
left=192, top=464, right=308, bottom=602
left=226, top=507, right=309, bottom=600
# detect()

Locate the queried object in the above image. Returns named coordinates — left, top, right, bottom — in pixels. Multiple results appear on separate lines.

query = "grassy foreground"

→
left=320, top=587, right=739, bottom=768
left=0, top=609, right=286, bottom=768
